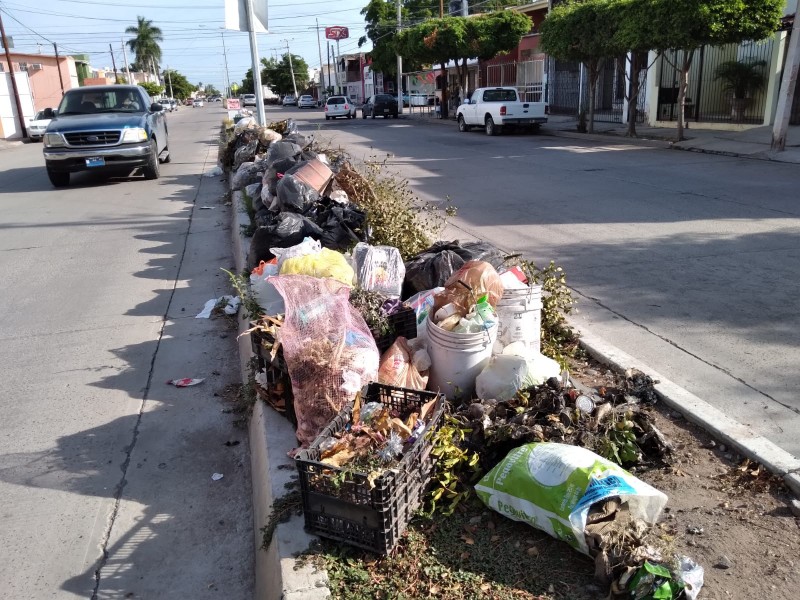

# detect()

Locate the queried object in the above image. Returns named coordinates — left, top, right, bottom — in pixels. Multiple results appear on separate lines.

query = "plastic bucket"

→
left=496, top=285, right=543, bottom=354
left=426, top=314, right=497, bottom=400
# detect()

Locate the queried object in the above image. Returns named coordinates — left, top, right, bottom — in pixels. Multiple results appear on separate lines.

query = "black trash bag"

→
left=233, top=140, right=258, bottom=170
left=283, top=133, right=309, bottom=148
left=264, top=156, right=300, bottom=197
left=244, top=182, right=263, bottom=210
left=275, top=172, right=320, bottom=213
left=254, top=205, right=276, bottom=228
left=264, top=140, right=302, bottom=168
left=402, top=240, right=506, bottom=298
left=315, top=200, right=368, bottom=251
left=248, top=213, right=324, bottom=269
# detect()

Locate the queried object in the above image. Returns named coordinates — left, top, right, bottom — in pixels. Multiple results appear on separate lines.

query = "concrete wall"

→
left=0, top=71, right=36, bottom=139
left=1, top=53, right=75, bottom=112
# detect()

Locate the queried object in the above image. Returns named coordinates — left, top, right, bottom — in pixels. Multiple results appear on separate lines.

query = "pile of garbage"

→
left=225, top=120, right=702, bottom=597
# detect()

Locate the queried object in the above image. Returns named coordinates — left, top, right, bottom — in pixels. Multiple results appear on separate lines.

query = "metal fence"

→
left=483, top=60, right=546, bottom=103
left=657, top=38, right=775, bottom=124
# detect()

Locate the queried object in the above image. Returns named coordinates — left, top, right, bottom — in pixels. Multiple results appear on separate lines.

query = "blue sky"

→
left=0, top=0, right=371, bottom=90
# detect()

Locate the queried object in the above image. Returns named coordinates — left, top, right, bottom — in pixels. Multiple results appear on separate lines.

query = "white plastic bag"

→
left=250, top=261, right=283, bottom=315
left=475, top=355, right=528, bottom=401
left=351, top=243, right=405, bottom=298
left=501, top=341, right=561, bottom=386
left=270, top=237, right=321, bottom=271
left=476, top=443, right=668, bottom=555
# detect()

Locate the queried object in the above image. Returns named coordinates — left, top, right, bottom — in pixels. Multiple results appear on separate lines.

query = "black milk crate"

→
left=295, top=383, right=444, bottom=554
left=372, top=304, right=418, bottom=355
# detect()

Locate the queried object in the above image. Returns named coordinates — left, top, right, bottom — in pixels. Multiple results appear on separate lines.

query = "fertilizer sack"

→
left=475, top=443, right=667, bottom=555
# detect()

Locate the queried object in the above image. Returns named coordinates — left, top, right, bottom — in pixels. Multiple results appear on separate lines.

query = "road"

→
left=0, top=106, right=253, bottom=599
left=278, top=103, right=800, bottom=458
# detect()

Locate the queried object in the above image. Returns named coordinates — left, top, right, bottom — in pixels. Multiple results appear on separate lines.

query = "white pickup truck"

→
left=456, top=87, right=548, bottom=135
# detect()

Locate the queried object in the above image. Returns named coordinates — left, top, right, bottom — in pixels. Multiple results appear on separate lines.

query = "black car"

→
left=362, top=94, right=399, bottom=119
left=42, top=85, right=169, bottom=187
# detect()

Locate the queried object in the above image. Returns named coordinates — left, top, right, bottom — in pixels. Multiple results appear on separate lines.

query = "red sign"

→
left=325, top=26, right=349, bottom=40
left=225, top=98, right=241, bottom=110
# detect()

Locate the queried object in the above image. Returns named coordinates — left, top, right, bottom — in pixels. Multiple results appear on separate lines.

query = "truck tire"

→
left=142, top=139, right=160, bottom=180
left=485, top=116, right=500, bottom=136
left=458, top=115, right=470, bottom=132
left=47, top=168, right=70, bottom=188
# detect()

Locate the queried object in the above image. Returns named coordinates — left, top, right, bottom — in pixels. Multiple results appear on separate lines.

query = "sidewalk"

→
left=404, top=109, right=800, bottom=164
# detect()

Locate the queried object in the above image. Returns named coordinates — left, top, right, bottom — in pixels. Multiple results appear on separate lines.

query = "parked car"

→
left=324, top=95, right=356, bottom=120
left=42, top=85, right=169, bottom=187
left=193, top=98, right=205, bottom=108
left=456, top=86, right=548, bottom=135
left=362, top=94, right=399, bottom=119
left=242, top=94, right=257, bottom=107
left=185, top=97, right=194, bottom=106
left=297, top=95, right=316, bottom=109
left=282, top=95, right=298, bottom=106
left=28, top=109, right=54, bottom=141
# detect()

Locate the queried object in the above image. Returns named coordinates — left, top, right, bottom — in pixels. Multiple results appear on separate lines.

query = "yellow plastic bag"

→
left=279, top=248, right=355, bottom=285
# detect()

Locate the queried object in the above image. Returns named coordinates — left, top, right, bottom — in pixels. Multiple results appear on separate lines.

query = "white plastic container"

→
left=496, top=285, right=543, bottom=354
left=426, top=313, right=497, bottom=400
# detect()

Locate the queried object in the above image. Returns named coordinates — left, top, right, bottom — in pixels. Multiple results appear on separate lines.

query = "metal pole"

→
left=221, top=31, right=231, bottom=97
left=167, top=66, right=173, bottom=98
left=285, top=40, right=298, bottom=98
left=0, top=10, right=27, bottom=138
left=336, top=39, right=341, bottom=95
left=53, top=43, right=65, bottom=94
left=245, top=0, right=266, bottom=124
left=109, top=43, right=119, bottom=83
left=328, top=42, right=333, bottom=95
left=397, top=0, right=402, bottom=114
left=316, top=19, right=326, bottom=101
left=461, top=0, right=468, bottom=17
left=772, top=8, right=800, bottom=151
left=121, top=38, right=132, bottom=84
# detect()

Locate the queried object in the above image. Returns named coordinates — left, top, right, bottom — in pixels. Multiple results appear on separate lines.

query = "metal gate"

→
left=484, top=60, right=545, bottom=102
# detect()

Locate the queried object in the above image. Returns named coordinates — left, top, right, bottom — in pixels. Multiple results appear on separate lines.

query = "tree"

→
left=140, top=81, right=164, bottom=97
left=125, top=16, right=163, bottom=73
left=161, top=69, right=194, bottom=99
left=204, top=83, right=220, bottom=97
left=240, top=69, right=254, bottom=94
left=634, top=0, right=782, bottom=140
left=395, top=11, right=531, bottom=118
left=541, top=0, right=623, bottom=133
left=261, top=54, right=310, bottom=96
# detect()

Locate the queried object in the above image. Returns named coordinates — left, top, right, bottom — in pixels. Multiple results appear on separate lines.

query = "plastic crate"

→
left=295, top=383, right=444, bottom=554
left=372, top=304, right=418, bottom=355
left=250, top=322, right=296, bottom=426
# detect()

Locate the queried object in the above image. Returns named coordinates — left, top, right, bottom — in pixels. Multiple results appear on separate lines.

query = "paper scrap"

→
left=196, top=295, right=240, bottom=318
left=168, top=378, right=205, bottom=387
left=211, top=473, right=224, bottom=481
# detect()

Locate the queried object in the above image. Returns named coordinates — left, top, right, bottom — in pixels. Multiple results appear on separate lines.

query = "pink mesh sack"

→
left=268, top=274, right=380, bottom=445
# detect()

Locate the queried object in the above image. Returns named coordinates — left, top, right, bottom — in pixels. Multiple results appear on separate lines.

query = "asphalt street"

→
left=0, top=106, right=253, bottom=599
left=278, top=103, right=800, bottom=458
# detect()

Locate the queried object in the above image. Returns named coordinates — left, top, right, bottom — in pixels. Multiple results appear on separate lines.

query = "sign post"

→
left=325, top=27, right=349, bottom=96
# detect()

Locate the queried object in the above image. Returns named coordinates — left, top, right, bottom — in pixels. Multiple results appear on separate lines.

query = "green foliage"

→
left=597, top=410, right=641, bottom=465
left=540, top=0, right=623, bottom=63
left=240, top=68, right=254, bottom=95
left=260, top=490, right=302, bottom=549
left=360, top=0, right=406, bottom=75
left=714, top=59, right=767, bottom=98
left=161, top=69, right=193, bottom=99
left=426, top=418, right=481, bottom=515
left=125, top=16, right=163, bottom=72
left=261, top=54, right=310, bottom=96
left=140, top=82, right=163, bottom=96
left=222, top=268, right=263, bottom=320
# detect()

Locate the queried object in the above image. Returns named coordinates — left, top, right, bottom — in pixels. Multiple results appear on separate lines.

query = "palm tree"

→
left=125, top=16, right=163, bottom=75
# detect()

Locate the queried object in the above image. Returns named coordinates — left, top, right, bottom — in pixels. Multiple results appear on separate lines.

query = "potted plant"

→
left=714, top=59, right=767, bottom=122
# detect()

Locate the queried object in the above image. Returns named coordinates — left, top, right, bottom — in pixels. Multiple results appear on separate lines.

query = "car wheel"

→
left=325, top=115, right=330, bottom=120
left=142, top=139, right=160, bottom=180
left=458, top=115, right=470, bottom=132
left=485, top=116, right=500, bottom=136
left=47, top=168, right=70, bottom=188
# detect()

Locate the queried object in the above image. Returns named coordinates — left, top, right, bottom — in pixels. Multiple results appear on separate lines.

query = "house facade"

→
left=0, top=51, right=77, bottom=112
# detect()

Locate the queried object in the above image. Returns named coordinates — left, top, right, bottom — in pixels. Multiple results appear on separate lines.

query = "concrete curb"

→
left=575, top=327, right=800, bottom=496
left=229, top=189, right=331, bottom=600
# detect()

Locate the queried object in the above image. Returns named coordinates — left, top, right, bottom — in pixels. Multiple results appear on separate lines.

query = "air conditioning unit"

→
left=18, top=62, right=28, bottom=71
left=31, top=63, right=43, bottom=71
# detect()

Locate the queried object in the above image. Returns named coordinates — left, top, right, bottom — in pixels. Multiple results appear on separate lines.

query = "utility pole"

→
left=0, top=10, right=27, bottom=138
left=396, top=0, right=402, bottom=114
left=109, top=43, right=119, bottom=83
left=461, top=0, right=468, bottom=17
left=167, top=66, right=173, bottom=98
left=221, top=30, right=231, bottom=97
left=438, top=0, right=448, bottom=119
left=772, top=8, right=800, bottom=151
left=53, top=42, right=65, bottom=94
left=315, top=19, right=326, bottom=101
left=121, top=38, right=132, bottom=84
left=150, top=57, right=159, bottom=85
left=284, top=40, right=298, bottom=99
left=245, top=0, right=266, bottom=124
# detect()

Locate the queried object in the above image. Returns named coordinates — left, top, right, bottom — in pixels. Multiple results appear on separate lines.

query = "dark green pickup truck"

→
left=42, top=85, right=170, bottom=187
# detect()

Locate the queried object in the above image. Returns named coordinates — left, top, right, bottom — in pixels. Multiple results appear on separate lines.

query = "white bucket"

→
left=496, top=285, right=543, bottom=355
left=426, top=314, right=497, bottom=400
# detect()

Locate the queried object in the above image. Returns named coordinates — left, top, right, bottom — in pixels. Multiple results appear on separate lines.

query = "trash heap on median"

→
left=223, top=118, right=704, bottom=599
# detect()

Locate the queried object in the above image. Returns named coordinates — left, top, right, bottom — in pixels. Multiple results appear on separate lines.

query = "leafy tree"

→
left=240, top=69, right=254, bottom=94
left=161, top=69, right=194, bottom=99
left=261, top=54, right=310, bottom=96
left=632, top=0, right=782, bottom=140
left=395, top=11, right=530, bottom=118
left=125, top=16, right=163, bottom=73
left=140, top=81, right=164, bottom=97
left=204, top=84, right=220, bottom=96
left=541, top=0, right=623, bottom=133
